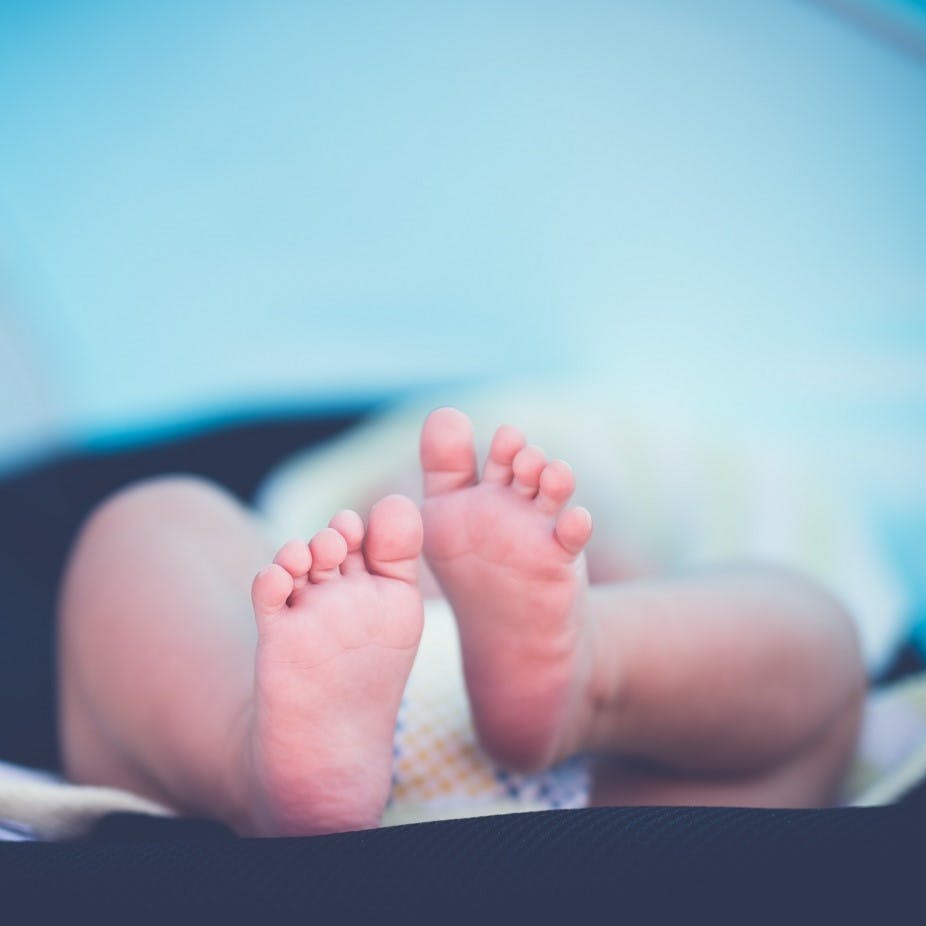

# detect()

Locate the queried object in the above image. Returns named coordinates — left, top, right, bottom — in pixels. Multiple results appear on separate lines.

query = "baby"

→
left=57, top=407, right=865, bottom=836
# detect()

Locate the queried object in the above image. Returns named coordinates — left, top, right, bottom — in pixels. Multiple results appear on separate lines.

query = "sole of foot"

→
left=420, top=407, right=595, bottom=772
left=248, top=494, right=423, bottom=835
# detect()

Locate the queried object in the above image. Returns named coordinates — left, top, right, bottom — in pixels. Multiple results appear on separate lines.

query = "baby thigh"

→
left=58, top=475, right=271, bottom=818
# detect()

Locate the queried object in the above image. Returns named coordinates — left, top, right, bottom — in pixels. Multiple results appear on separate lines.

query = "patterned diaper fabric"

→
left=382, top=600, right=590, bottom=826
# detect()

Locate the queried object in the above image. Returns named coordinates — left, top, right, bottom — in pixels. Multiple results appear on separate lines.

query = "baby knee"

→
left=85, top=474, right=231, bottom=534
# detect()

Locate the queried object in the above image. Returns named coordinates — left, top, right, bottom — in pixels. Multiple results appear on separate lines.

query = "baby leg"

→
left=419, top=408, right=865, bottom=806
left=583, top=570, right=865, bottom=807
left=58, top=476, right=424, bottom=835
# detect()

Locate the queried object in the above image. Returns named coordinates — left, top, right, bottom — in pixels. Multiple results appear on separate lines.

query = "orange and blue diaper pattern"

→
left=382, top=601, right=590, bottom=827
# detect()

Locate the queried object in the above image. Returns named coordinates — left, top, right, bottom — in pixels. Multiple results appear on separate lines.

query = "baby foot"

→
left=420, top=408, right=595, bottom=772
left=248, top=495, right=423, bottom=836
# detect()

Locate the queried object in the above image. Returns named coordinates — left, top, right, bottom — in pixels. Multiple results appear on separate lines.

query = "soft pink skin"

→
left=59, top=481, right=423, bottom=837
left=249, top=496, right=423, bottom=835
left=58, top=415, right=867, bottom=836
left=418, top=408, right=865, bottom=806
left=420, top=407, right=596, bottom=771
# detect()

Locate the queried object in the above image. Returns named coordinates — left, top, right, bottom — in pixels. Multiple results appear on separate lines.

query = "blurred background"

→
left=0, top=1, right=924, bottom=641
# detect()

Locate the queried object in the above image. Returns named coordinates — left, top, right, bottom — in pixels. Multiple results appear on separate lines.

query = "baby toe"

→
left=554, top=506, right=593, bottom=556
left=308, top=528, right=349, bottom=582
left=365, top=494, right=423, bottom=584
left=535, top=460, right=575, bottom=515
left=252, top=564, right=295, bottom=621
left=273, top=539, right=312, bottom=591
left=420, top=407, right=478, bottom=497
left=329, top=509, right=367, bottom=574
left=512, top=445, right=546, bottom=498
left=482, top=424, right=526, bottom=485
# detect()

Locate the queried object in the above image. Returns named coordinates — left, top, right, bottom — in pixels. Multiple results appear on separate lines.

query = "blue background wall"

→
left=0, top=2, right=924, bottom=597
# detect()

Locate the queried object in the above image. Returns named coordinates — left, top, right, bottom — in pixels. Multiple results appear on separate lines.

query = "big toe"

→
left=365, top=494, right=423, bottom=583
left=420, top=407, right=477, bottom=496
